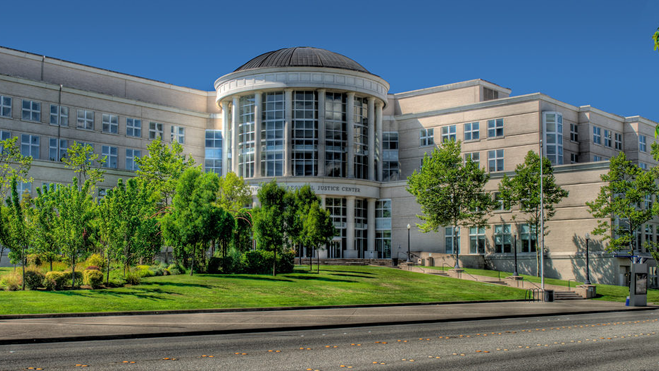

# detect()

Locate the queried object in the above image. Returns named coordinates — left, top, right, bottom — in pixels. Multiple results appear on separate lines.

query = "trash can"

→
left=544, top=290, right=554, bottom=302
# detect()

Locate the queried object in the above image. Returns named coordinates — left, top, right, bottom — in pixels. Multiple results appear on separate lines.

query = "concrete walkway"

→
left=0, top=300, right=655, bottom=345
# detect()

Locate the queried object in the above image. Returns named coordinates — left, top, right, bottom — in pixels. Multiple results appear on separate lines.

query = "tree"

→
left=62, top=142, right=106, bottom=191
left=290, top=185, right=321, bottom=266
left=217, top=172, right=252, bottom=215
left=653, top=27, right=659, bottom=53
left=161, top=168, right=226, bottom=275
left=3, top=178, right=32, bottom=290
left=136, top=138, right=195, bottom=211
left=407, top=140, right=493, bottom=268
left=253, top=180, right=290, bottom=276
left=302, top=201, right=336, bottom=273
left=498, top=151, right=569, bottom=276
left=31, top=184, right=60, bottom=271
left=53, top=179, right=97, bottom=288
left=587, top=152, right=658, bottom=253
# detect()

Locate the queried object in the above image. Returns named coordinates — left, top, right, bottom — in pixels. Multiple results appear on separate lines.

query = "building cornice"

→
left=579, top=105, right=626, bottom=122
left=393, top=79, right=512, bottom=99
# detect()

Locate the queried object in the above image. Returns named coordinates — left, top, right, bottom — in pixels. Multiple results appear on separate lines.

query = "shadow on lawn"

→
left=325, top=270, right=376, bottom=276
left=329, top=273, right=374, bottom=279
left=140, top=281, right=213, bottom=289
left=291, top=275, right=356, bottom=283
left=226, top=275, right=295, bottom=282
left=41, top=287, right=175, bottom=301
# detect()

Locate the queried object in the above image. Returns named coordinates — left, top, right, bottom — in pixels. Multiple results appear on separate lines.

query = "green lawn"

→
left=0, top=265, right=525, bottom=315
left=424, top=266, right=659, bottom=303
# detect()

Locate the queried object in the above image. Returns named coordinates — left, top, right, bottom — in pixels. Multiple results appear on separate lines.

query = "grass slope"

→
left=0, top=265, right=524, bottom=315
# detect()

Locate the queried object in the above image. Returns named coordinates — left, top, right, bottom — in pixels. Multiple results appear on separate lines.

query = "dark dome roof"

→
left=234, top=47, right=371, bottom=74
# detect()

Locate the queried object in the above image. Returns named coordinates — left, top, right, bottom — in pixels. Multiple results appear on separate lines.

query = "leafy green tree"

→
left=302, top=201, right=336, bottom=273
left=498, top=151, right=569, bottom=276
left=136, top=138, right=195, bottom=211
left=407, top=140, right=493, bottom=268
left=31, top=185, right=60, bottom=271
left=53, top=179, right=97, bottom=287
left=161, top=168, right=226, bottom=276
left=3, top=178, right=33, bottom=290
left=289, top=185, right=321, bottom=265
left=587, top=152, right=659, bottom=253
left=62, top=142, right=106, bottom=191
left=253, top=180, right=290, bottom=276
left=0, top=137, right=32, bottom=199
left=217, top=172, right=252, bottom=215
left=232, top=209, right=254, bottom=252
left=653, top=27, right=659, bottom=52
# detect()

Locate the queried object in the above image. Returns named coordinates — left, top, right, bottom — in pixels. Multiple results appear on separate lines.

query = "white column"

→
left=320, top=194, right=326, bottom=208
left=367, top=198, right=376, bottom=259
left=317, top=89, right=326, bottom=177
left=221, top=101, right=229, bottom=177
left=346, top=92, right=355, bottom=179
left=232, top=96, right=240, bottom=175
left=254, top=93, right=262, bottom=178
left=367, top=97, right=375, bottom=181
left=345, top=196, right=356, bottom=258
left=376, top=102, right=383, bottom=182
left=284, top=89, right=293, bottom=177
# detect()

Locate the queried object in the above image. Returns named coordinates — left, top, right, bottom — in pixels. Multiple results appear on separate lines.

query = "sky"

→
left=1, top=0, right=658, bottom=121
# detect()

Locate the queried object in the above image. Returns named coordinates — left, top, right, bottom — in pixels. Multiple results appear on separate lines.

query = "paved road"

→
left=2, top=310, right=658, bottom=370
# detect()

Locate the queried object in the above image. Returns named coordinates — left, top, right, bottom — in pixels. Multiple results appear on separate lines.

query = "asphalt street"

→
left=2, top=310, right=658, bottom=370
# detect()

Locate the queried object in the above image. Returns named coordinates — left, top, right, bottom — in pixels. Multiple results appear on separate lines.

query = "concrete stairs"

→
left=553, top=291, right=585, bottom=300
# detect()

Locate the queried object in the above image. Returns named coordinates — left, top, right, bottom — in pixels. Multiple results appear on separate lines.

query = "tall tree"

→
left=3, top=178, right=32, bottom=290
left=253, top=180, right=290, bottom=276
left=31, top=184, right=60, bottom=271
left=407, top=140, right=493, bottom=268
left=217, top=172, right=252, bottom=215
left=62, top=142, right=106, bottom=192
left=302, top=201, right=336, bottom=273
left=587, top=152, right=658, bottom=253
left=498, top=151, right=569, bottom=276
left=161, top=168, right=226, bottom=275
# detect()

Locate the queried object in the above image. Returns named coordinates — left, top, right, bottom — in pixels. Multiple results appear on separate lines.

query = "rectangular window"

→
left=493, top=191, right=510, bottom=211
left=593, top=155, right=602, bottom=162
left=48, top=138, right=67, bottom=162
left=464, top=152, right=480, bottom=168
left=645, top=224, right=654, bottom=247
left=205, top=130, right=222, bottom=174
left=0, top=130, right=11, bottom=152
left=261, top=92, right=284, bottom=177
left=570, top=123, right=578, bottom=142
left=614, top=132, right=622, bottom=150
left=126, top=118, right=141, bottom=138
left=125, top=149, right=141, bottom=171
left=20, top=134, right=39, bottom=159
left=494, top=224, right=512, bottom=253
left=645, top=195, right=653, bottom=210
left=571, top=153, right=578, bottom=164
left=487, top=118, right=504, bottom=138
left=593, top=126, right=601, bottom=145
left=77, top=110, right=94, bottom=130
left=469, top=227, right=485, bottom=254
left=0, top=96, right=11, bottom=117
left=420, top=128, right=434, bottom=146
left=640, top=162, right=648, bottom=170
left=171, top=125, right=185, bottom=144
left=16, top=181, right=31, bottom=199
left=464, top=122, right=479, bottom=141
left=102, top=145, right=118, bottom=169
left=21, top=100, right=41, bottom=122
left=50, top=105, right=68, bottom=126
left=488, top=149, right=504, bottom=172
left=520, top=224, right=537, bottom=253
left=325, top=92, right=347, bottom=178
left=375, top=199, right=392, bottom=259
left=382, top=132, right=399, bottom=181
left=441, top=125, right=456, bottom=142
left=604, top=129, right=612, bottom=147
left=149, top=122, right=164, bottom=140
left=640, top=135, right=647, bottom=152
left=102, top=114, right=118, bottom=134
left=292, top=91, right=317, bottom=177
left=445, top=226, right=460, bottom=254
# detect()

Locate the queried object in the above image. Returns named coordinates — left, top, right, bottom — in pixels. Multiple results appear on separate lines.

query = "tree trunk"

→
left=106, top=252, right=111, bottom=286
left=71, top=256, right=76, bottom=289
left=535, top=225, right=540, bottom=277
left=49, top=259, right=53, bottom=273
left=317, top=248, right=320, bottom=274
left=21, top=245, right=25, bottom=291
left=309, top=246, right=312, bottom=271
left=273, top=248, right=277, bottom=276
left=190, top=244, right=196, bottom=276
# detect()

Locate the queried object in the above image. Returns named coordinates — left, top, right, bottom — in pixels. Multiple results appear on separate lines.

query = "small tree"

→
left=587, top=152, right=658, bottom=253
left=217, top=172, right=252, bottom=215
left=62, top=142, right=106, bottom=192
left=3, top=178, right=32, bottom=290
left=253, top=180, right=290, bottom=276
left=407, top=140, right=493, bottom=268
left=498, top=151, right=569, bottom=276
left=302, top=201, right=336, bottom=273
left=31, top=185, right=60, bottom=271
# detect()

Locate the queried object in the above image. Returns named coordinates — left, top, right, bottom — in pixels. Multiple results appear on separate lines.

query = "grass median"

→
left=0, top=265, right=525, bottom=315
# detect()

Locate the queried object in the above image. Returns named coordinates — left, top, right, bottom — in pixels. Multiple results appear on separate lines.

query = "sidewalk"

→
left=0, top=300, right=655, bottom=345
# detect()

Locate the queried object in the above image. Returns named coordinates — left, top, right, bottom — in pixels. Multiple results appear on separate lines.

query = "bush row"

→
left=207, top=249, right=295, bottom=274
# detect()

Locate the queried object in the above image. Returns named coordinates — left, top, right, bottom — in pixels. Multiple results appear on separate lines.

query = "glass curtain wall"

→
left=355, top=199, right=367, bottom=258
left=261, top=92, right=285, bottom=176
left=375, top=200, right=392, bottom=258
left=292, top=91, right=318, bottom=176
left=205, top=130, right=222, bottom=174
left=353, top=97, right=369, bottom=179
left=326, top=198, right=347, bottom=258
left=238, top=95, right=256, bottom=178
left=325, top=92, right=347, bottom=177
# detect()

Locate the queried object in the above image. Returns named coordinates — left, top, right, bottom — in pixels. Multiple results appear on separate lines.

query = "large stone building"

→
left=0, top=45, right=656, bottom=285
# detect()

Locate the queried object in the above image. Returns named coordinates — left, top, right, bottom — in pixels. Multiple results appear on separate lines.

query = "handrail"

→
left=567, top=279, right=576, bottom=291
left=442, top=263, right=451, bottom=272
left=525, top=288, right=544, bottom=302
left=462, top=271, right=479, bottom=281
left=525, top=280, right=542, bottom=290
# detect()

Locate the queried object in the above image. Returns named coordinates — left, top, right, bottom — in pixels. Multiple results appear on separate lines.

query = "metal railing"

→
left=567, top=279, right=576, bottom=291
left=526, top=288, right=543, bottom=302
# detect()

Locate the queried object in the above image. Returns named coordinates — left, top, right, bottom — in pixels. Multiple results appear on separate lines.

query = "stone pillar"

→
left=317, top=89, right=326, bottom=177
left=320, top=194, right=326, bottom=208
left=254, top=93, right=262, bottom=177
left=345, top=196, right=356, bottom=258
left=367, top=97, right=375, bottom=181
left=232, top=96, right=240, bottom=175
left=221, top=101, right=229, bottom=177
left=367, top=198, right=376, bottom=259
left=346, top=92, right=355, bottom=178
left=376, top=102, right=383, bottom=182
left=284, top=89, right=293, bottom=177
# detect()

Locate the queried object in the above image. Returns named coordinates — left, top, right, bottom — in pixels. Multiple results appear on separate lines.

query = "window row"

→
left=0, top=95, right=185, bottom=143
left=419, top=118, right=505, bottom=147
left=444, top=224, right=537, bottom=254
left=592, top=125, right=623, bottom=151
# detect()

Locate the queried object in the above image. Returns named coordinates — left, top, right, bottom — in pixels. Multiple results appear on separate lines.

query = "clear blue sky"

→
left=1, top=0, right=657, bottom=121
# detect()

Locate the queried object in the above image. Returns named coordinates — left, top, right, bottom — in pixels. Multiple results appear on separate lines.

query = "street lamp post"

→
left=513, top=227, right=519, bottom=277
left=407, top=224, right=411, bottom=263
left=585, top=233, right=591, bottom=285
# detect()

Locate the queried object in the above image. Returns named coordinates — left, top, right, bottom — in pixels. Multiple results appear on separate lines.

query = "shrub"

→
left=242, top=250, right=268, bottom=274
left=1, top=272, right=22, bottom=291
left=62, top=271, right=83, bottom=288
left=136, top=265, right=153, bottom=277
left=24, top=268, right=45, bottom=290
left=85, top=254, right=106, bottom=271
left=26, top=254, right=42, bottom=267
left=278, top=249, right=295, bottom=274
left=83, top=269, right=104, bottom=289
left=125, top=271, right=141, bottom=285
left=168, top=267, right=181, bottom=275
left=44, top=271, right=68, bottom=291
